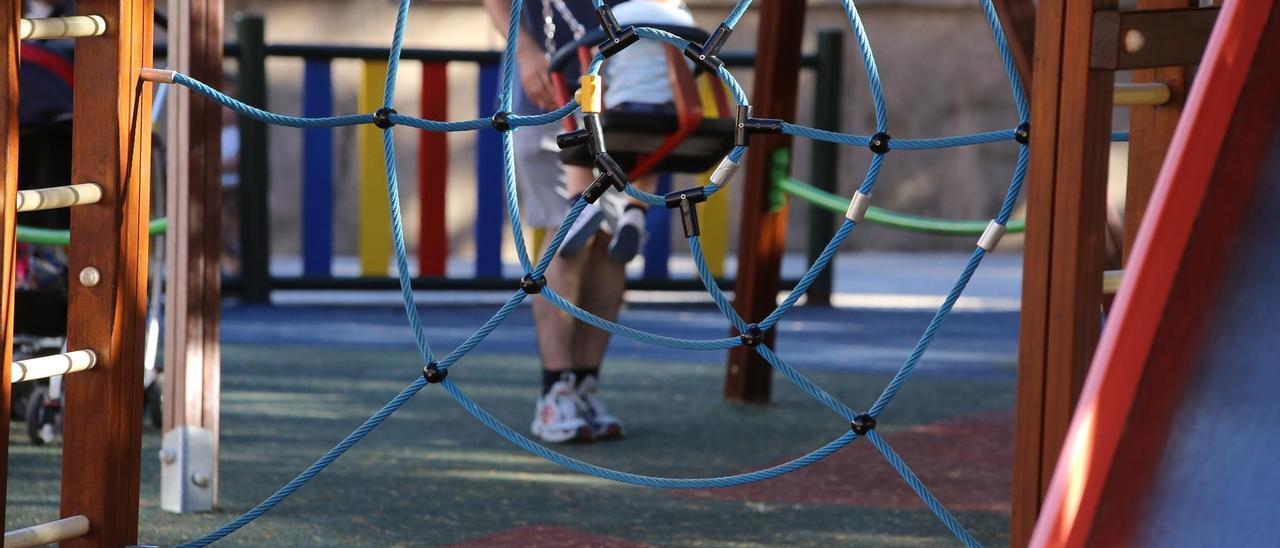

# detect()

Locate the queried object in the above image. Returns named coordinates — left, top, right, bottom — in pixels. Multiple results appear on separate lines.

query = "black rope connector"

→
left=583, top=153, right=628, bottom=204
left=557, top=128, right=591, bottom=150
left=869, top=132, right=891, bottom=154
left=595, top=6, right=639, bottom=58
left=739, top=323, right=764, bottom=347
left=423, top=362, right=449, bottom=384
left=665, top=187, right=708, bottom=238
left=683, top=23, right=733, bottom=74
left=1015, top=122, right=1031, bottom=145
left=734, top=105, right=784, bottom=147
left=583, top=113, right=608, bottom=156
left=850, top=413, right=877, bottom=435
left=491, top=111, right=513, bottom=132
left=374, top=108, right=397, bottom=129
left=520, top=273, right=547, bottom=295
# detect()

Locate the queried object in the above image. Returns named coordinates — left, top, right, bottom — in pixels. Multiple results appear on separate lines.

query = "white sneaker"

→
left=608, top=207, right=646, bottom=263
left=577, top=375, right=624, bottom=440
left=559, top=203, right=605, bottom=257
left=531, top=373, right=594, bottom=443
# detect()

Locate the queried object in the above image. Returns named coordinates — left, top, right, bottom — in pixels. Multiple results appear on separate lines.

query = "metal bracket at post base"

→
left=160, top=426, right=216, bottom=513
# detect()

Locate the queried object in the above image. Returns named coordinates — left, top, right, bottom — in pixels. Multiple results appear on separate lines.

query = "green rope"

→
left=771, top=150, right=1026, bottom=236
left=16, top=218, right=168, bottom=246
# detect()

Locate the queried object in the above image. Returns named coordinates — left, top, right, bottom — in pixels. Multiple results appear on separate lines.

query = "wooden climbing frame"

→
left=1011, top=0, right=1219, bottom=545
left=1, top=0, right=156, bottom=546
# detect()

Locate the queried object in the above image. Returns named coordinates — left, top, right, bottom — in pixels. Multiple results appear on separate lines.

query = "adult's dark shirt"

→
left=512, top=0, right=621, bottom=114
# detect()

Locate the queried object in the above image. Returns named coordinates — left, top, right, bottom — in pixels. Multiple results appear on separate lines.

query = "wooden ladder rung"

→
left=18, top=15, right=106, bottom=40
left=10, top=350, right=97, bottom=383
left=3, top=515, right=90, bottom=547
left=1114, top=82, right=1171, bottom=107
left=1103, top=269, right=1124, bottom=295
left=14, top=183, right=102, bottom=212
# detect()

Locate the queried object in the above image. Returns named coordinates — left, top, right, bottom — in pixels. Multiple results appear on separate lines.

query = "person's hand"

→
left=517, top=42, right=558, bottom=111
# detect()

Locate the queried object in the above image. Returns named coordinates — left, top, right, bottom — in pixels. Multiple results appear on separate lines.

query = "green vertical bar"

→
left=806, top=30, right=843, bottom=306
left=237, top=14, right=270, bottom=303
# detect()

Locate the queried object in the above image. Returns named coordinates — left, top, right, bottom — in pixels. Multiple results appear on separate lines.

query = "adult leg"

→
left=571, top=205, right=629, bottom=439
left=516, top=127, right=595, bottom=442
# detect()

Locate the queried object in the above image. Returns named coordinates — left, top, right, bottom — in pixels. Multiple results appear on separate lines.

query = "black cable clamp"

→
left=850, top=413, right=877, bottom=435
left=664, top=187, right=708, bottom=238
left=734, top=105, right=784, bottom=147
left=583, top=113, right=608, bottom=156
left=491, top=111, right=513, bottom=132
left=556, top=128, right=591, bottom=150
left=739, top=323, right=764, bottom=348
left=423, top=362, right=449, bottom=384
left=869, top=132, right=891, bottom=154
left=1015, top=122, right=1030, bottom=145
left=583, top=153, right=629, bottom=204
left=520, top=273, right=547, bottom=295
left=374, top=107, right=397, bottom=129
left=595, top=6, right=639, bottom=58
left=683, top=23, right=733, bottom=73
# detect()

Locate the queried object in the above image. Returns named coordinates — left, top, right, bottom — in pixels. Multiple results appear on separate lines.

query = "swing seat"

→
left=548, top=25, right=736, bottom=178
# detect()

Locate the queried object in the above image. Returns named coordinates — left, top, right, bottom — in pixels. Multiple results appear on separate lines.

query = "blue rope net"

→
left=170, top=0, right=1031, bottom=545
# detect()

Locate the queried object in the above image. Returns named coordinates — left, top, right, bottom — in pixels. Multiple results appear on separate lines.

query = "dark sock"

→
left=571, top=367, right=599, bottom=387
left=542, top=370, right=570, bottom=395
left=624, top=203, right=646, bottom=213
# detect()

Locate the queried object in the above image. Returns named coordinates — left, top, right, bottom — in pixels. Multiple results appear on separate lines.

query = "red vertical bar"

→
left=419, top=62, right=448, bottom=276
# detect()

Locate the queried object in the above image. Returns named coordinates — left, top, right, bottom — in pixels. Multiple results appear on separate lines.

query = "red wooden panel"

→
left=419, top=62, right=448, bottom=277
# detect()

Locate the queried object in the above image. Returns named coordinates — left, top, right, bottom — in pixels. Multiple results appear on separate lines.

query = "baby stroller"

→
left=11, top=41, right=165, bottom=444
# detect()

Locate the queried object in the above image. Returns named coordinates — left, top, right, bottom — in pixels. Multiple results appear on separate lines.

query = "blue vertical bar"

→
left=475, top=63, right=504, bottom=278
left=643, top=173, right=673, bottom=279
left=302, top=59, right=334, bottom=277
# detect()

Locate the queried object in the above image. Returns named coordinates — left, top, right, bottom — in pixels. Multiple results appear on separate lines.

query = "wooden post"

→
left=59, top=0, right=154, bottom=544
left=1012, top=0, right=1116, bottom=544
left=0, top=0, right=21, bottom=522
left=724, top=0, right=806, bottom=403
left=1123, top=0, right=1197, bottom=262
left=162, top=0, right=222, bottom=512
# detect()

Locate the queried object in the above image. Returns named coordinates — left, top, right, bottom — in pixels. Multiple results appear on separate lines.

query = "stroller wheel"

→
left=25, top=387, right=60, bottom=446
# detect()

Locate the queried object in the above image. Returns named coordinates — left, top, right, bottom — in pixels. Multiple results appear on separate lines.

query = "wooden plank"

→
left=993, top=0, right=1038, bottom=91
left=724, top=0, right=806, bottom=404
left=60, top=0, right=154, bottom=544
left=1041, top=0, right=1117, bottom=495
left=302, top=59, right=334, bottom=277
left=1012, top=0, right=1068, bottom=540
left=357, top=60, right=391, bottom=277
left=1091, top=7, right=1219, bottom=70
left=163, top=0, right=223, bottom=507
left=0, top=0, right=21, bottom=522
left=1125, top=0, right=1196, bottom=262
left=418, top=62, right=448, bottom=277
left=1012, top=0, right=1117, bottom=542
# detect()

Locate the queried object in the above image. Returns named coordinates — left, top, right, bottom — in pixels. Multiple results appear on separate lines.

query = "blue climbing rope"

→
left=162, top=0, right=1048, bottom=544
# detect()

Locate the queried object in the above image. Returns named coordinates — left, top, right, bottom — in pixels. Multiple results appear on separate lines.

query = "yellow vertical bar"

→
left=696, top=76, right=729, bottom=277
left=700, top=170, right=730, bottom=278
left=358, top=61, right=392, bottom=276
left=530, top=227, right=546, bottom=266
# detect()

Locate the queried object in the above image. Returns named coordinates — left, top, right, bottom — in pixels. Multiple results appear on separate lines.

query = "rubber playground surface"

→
left=5, top=276, right=1020, bottom=546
